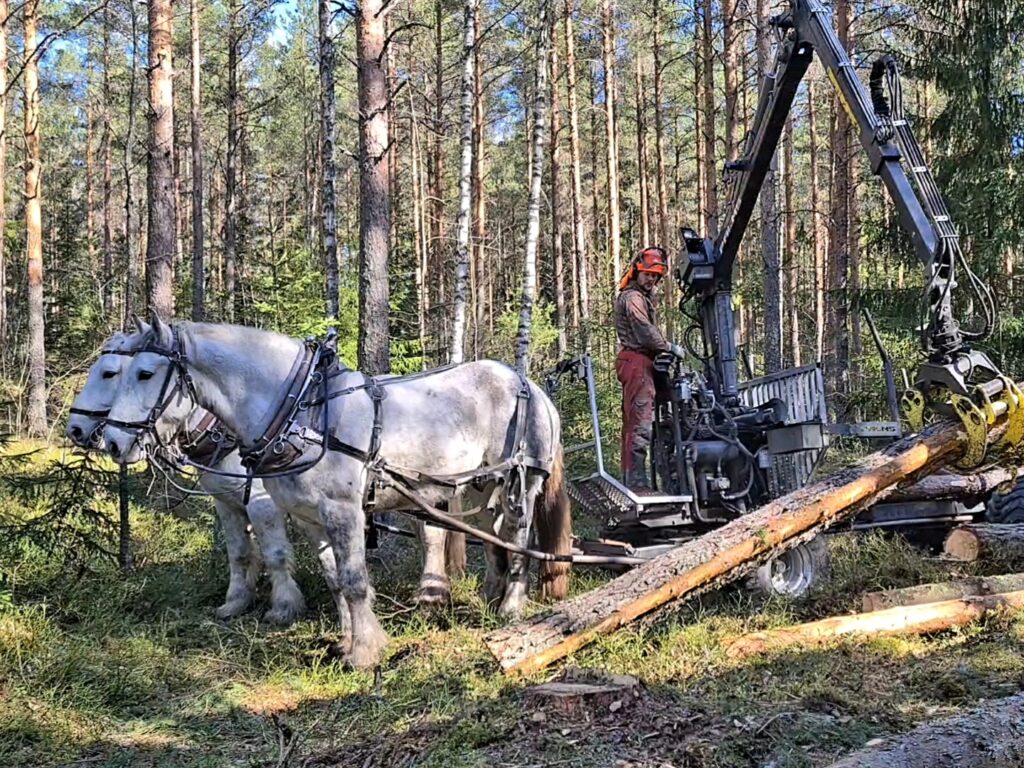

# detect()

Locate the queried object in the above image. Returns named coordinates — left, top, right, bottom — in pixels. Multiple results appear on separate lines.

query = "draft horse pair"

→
left=69, top=315, right=571, bottom=668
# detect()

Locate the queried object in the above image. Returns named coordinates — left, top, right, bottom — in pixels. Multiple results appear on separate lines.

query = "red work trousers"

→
left=615, top=349, right=655, bottom=485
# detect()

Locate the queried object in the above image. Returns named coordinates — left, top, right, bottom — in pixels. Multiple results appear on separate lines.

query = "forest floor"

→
left=3, top=448, right=1024, bottom=768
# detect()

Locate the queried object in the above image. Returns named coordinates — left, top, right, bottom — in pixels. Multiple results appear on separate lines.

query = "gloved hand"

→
left=669, top=342, right=686, bottom=360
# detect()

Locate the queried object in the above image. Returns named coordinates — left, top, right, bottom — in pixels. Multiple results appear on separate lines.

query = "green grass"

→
left=3, top=446, right=1024, bottom=766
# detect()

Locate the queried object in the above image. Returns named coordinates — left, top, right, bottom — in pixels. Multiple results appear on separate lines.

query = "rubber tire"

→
left=985, top=476, right=1024, bottom=524
left=753, top=534, right=831, bottom=598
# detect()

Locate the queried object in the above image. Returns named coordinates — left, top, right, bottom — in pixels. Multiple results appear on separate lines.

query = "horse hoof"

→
left=415, top=585, right=451, bottom=610
left=263, top=598, right=307, bottom=626
left=215, top=597, right=253, bottom=620
left=345, top=633, right=388, bottom=670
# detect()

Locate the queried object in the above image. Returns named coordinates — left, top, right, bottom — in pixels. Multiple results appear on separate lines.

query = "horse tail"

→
left=445, top=532, right=467, bottom=578
left=536, top=444, right=572, bottom=601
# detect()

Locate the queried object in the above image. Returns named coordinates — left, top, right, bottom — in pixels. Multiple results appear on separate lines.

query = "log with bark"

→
left=826, top=693, right=1024, bottom=768
left=861, top=573, right=1024, bottom=612
left=485, top=383, right=1018, bottom=675
left=944, top=523, right=1024, bottom=562
left=890, top=466, right=1023, bottom=502
left=726, top=590, right=1024, bottom=658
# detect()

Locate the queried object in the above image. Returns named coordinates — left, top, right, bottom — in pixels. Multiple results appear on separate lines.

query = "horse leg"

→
left=498, top=473, right=545, bottom=618
left=213, top=496, right=259, bottom=619
left=415, top=521, right=451, bottom=608
left=246, top=493, right=307, bottom=626
left=321, top=498, right=388, bottom=669
left=293, top=517, right=351, bottom=647
left=483, top=541, right=508, bottom=608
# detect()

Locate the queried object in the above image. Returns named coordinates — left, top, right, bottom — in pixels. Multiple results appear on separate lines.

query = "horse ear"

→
left=149, top=311, right=173, bottom=348
left=131, top=313, right=150, bottom=337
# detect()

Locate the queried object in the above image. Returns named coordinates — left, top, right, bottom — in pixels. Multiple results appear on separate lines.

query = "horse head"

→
left=66, top=318, right=149, bottom=448
left=103, top=312, right=198, bottom=465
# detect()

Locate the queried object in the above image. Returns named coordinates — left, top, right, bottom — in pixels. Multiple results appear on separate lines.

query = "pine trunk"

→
left=652, top=0, right=670, bottom=246
left=563, top=0, right=589, bottom=348
left=146, top=0, right=176, bottom=319
left=225, top=0, right=239, bottom=322
left=757, top=0, right=781, bottom=373
left=827, top=0, right=852, bottom=404
left=451, top=0, right=476, bottom=364
left=319, top=0, right=339, bottom=322
left=784, top=113, right=800, bottom=367
left=722, top=0, right=740, bottom=164
left=357, top=0, right=392, bottom=375
left=808, top=83, right=825, bottom=363
left=601, top=0, right=621, bottom=281
left=24, top=0, right=45, bottom=436
left=700, top=0, right=718, bottom=237
left=410, top=91, right=429, bottom=365
left=190, top=0, right=205, bottom=321
left=0, top=0, right=7, bottom=347
left=634, top=59, right=650, bottom=247
left=102, top=7, right=113, bottom=317
left=515, top=0, right=551, bottom=374
left=123, top=0, right=140, bottom=325
left=86, top=104, right=96, bottom=276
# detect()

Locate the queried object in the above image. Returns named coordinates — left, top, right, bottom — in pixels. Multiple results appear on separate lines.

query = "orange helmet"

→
left=619, top=247, right=668, bottom=290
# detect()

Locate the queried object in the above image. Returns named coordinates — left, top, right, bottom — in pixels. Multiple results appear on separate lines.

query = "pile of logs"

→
left=486, top=381, right=1023, bottom=675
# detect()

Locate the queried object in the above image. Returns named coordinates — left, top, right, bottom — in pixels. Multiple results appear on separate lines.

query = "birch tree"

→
left=320, top=0, right=339, bottom=322
left=515, top=0, right=551, bottom=374
left=450, top=0, right=477, bottom=364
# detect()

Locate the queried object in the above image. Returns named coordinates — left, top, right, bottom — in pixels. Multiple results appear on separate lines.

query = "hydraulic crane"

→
left=679, top=0, right=1005, bottom=414
left=547, top=0, right=1022, bottom=593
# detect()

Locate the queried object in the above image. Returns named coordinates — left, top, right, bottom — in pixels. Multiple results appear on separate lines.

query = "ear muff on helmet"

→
left=618, top=247, right=668, bottom=290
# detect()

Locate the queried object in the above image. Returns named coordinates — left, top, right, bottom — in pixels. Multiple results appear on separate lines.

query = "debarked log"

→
left=726, top=590, right=1024, bottom=658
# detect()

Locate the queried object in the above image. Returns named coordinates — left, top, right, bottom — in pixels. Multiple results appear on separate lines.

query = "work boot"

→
left=624, top=447, right=652, bottom=491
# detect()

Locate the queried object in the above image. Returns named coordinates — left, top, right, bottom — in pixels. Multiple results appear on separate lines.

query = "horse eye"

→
left=101, top=370, right=118, bottom=380
left=138, top=370, right=154, bottom=381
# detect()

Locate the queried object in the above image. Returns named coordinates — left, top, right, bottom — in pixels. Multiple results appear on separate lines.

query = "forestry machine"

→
left=547, top=0, right=1023, bottom=594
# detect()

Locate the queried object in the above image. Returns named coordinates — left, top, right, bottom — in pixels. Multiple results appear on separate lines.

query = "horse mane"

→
left=179, top=321, right=299, bottom=350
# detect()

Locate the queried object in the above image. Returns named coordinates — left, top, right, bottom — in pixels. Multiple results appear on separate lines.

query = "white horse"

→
left=102, top=315, right=572, bottom=668
left=70, top=328, right=470, bottom=613
left=67, top=330, right=314, bottom=625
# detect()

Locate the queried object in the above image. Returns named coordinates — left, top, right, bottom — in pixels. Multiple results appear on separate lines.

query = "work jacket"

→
left=614, top=282, right=670, bottom=357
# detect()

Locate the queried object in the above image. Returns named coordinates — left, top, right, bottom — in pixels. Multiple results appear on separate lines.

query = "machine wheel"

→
left=753, top=535, right=831, bottom=597
left=986, top=476, right=1024, bottom=524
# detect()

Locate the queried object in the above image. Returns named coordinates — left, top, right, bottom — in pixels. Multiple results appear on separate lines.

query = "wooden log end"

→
left=944, top=528, right=981, bottom=562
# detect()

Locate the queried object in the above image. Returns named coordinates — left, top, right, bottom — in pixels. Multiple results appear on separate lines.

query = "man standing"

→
left=614, top=247, right=683, bottom=489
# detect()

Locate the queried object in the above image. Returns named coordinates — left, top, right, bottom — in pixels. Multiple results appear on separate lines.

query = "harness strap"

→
left=246, top=341, right=319, bottom=459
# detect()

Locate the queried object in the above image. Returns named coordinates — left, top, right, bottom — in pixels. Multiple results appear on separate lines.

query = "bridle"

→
left=102, top=326, right=199, bottom=455
left=69, top=347, right=146, bottom=446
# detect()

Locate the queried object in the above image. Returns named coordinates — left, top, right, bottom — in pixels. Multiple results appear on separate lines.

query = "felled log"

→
left=890, top=465, right=1023, bottom=502
left=827, top=693, right=1024, bottom=768
left=485, top=385, right=1017, bottom=675
left=861, top=573, right=1024, bottom=612
left=726, top=590, right=1024, bottom=658
left=944, top=523, right=1024, bottom=562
